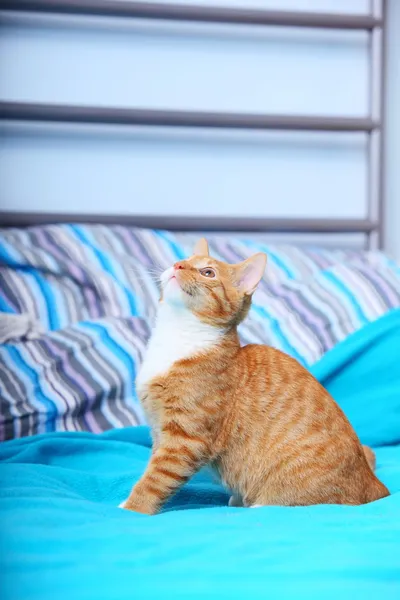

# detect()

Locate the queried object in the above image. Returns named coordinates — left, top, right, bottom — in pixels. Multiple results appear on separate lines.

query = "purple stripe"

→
left=0, top=278, right=19, bottom=311
left=304, top=250, right=332, bottom=271
left=0, top=409, right=5, bottom=441
left=43, top=338, right=102, bottom=433
left=357, top=265, right=400, bottom=308
left=116, top=227, right=153, bottom=266
left=36, top=229, right=102, bottom=319
left=267, top=283, right=333, bottom=350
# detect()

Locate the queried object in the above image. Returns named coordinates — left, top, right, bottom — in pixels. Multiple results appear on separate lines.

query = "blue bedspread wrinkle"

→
left=311, top=307, right=400, bottom=447
left=1, top=311, right=400, bottom=600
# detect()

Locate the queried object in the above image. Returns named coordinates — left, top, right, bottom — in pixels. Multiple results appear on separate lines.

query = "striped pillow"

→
left=175, top=233, right=385, bottom=285
left=0, top=224, right=178, bottom=328
left=1, top=224, right=399, bottom=362
left=1, top=224, right=400, bottom=440
left=0, top=316, right=150, bottom=441
left=176, top=234, right=400, bottom=364
left=242, top=255, right=400, bottom=366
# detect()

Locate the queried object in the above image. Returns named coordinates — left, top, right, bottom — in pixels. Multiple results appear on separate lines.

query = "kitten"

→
left=120, top=239, right=389, bottom=514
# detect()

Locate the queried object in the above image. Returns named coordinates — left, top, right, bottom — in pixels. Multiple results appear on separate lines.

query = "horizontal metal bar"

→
left=0, top=212, right=378, bottom=234
left=1, top=0, right=382, bottom=30
left=0, top=103, right=379, bottom=132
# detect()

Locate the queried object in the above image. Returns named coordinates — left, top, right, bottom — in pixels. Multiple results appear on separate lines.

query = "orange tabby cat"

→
left=120, top=239, right=389, bottom=514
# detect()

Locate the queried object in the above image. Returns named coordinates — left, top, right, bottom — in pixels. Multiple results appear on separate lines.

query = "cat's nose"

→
left=174, top=262, right=185, bottom=270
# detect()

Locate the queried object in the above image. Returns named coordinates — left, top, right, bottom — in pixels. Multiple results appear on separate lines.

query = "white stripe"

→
left=100, top=318, right=147, bottom=425
left=25, top=341, right=77, bottom=431
left=53, top=326, right=122, bottom=429
left=338, top=266, right=386, bottom=318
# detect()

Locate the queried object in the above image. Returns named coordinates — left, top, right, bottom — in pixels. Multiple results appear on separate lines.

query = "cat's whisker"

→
left=145, top=266, right=164, bottom=276
left=127, top=265, right=164, bottom=285
left=121, top=256, right=164, bottom=276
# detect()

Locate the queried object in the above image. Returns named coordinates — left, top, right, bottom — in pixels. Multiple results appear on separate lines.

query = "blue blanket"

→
left=1, top=310, right=400, bottom=600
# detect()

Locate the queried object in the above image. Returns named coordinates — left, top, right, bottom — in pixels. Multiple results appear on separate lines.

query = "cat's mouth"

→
left=161, top=268, right=195, bottom=299
left=160, top=268, right=178, bottom=288
left=164, top=272, right=183, bottom=292
left=167, top=274, right=195, bottom=297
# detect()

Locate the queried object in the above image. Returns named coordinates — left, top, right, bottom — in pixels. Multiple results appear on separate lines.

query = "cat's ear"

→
left=234, top=253, right=267, bottom=295
left=193, top=238, right=209, bottom=257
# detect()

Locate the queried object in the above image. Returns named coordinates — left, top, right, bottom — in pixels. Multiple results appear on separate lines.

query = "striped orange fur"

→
left=122, top=238, right=389, bottom=514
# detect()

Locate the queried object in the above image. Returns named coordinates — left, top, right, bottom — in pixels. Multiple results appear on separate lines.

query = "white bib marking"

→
left=136, top=301, right=223, bottom=391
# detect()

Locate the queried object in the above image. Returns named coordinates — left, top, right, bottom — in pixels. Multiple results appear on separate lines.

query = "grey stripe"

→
left=356, top=265, right=399, bottom=308
left=103, top=318, right=144, bottom=425
left=270, top=282, right=335, bottom=353
left=46, top=228, right=105, bottom=319
left=0, top=358, right=36, bottom=439
left=32, top=336, right=94, bottom=431
left=0, top=364, right=21, bottom=440
left=307, top=276, right=354, bottom=339
left=61, top=327, right=135, bottom=428
left=0, top=270, right=22, bottom=312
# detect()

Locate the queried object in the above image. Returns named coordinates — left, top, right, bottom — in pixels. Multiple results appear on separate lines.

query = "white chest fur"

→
left=136, top=302, right=223, bottom=391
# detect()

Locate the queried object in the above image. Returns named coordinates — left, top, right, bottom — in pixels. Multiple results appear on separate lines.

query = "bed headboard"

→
left=0, top=0, right=387, bottom=250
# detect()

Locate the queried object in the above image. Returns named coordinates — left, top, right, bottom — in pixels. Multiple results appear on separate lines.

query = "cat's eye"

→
left=199, top=267, right=216, bottom=278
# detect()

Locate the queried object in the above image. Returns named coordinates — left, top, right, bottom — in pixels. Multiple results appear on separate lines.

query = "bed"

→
left=1, top=223, right=400, bottom=600
left=1, top=1, right=400, bottom=599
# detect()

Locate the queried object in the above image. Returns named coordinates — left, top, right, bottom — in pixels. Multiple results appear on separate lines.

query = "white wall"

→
left=1, top=0, right=398, bottom=256
left=384, top=0, right=400, bottom=261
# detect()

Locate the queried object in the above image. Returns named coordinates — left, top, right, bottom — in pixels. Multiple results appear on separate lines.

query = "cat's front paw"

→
left=118, top=495, right=156, bottom=514
left=228, top=494, right=243, bottom=507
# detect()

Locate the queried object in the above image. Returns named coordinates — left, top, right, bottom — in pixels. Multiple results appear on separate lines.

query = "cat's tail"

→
left=363, top=445, right=376, bottom=471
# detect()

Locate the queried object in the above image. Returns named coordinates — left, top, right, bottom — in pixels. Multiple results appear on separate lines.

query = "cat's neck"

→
left=137, top=301, right=233, bottom=388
